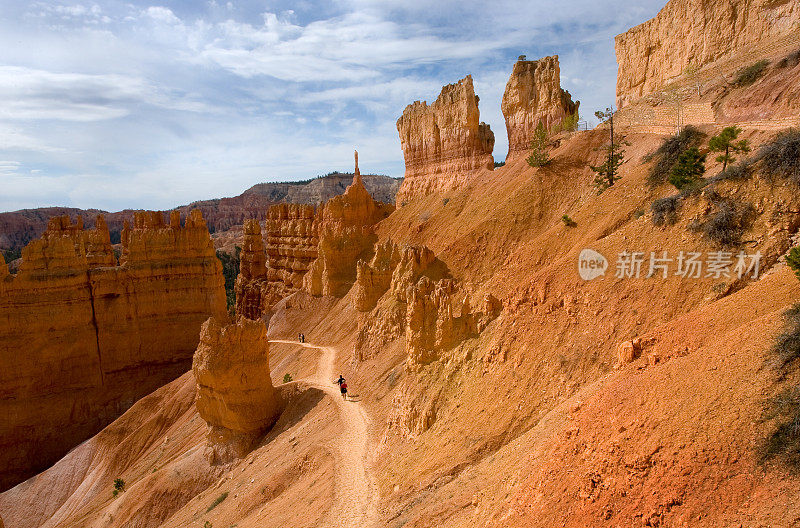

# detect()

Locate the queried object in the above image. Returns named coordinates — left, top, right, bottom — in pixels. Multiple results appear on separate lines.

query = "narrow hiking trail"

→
left=269, top=340, right=379, bottom=528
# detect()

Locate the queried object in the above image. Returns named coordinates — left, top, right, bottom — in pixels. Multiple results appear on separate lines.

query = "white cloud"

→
left=0, top=0, right=667, bottom=211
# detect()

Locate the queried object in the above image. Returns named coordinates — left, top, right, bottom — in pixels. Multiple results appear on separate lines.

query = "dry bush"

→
left=647, top=126, right=705, bottom=186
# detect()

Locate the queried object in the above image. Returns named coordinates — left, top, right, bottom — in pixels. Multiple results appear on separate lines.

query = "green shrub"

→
left=668, top=147, right=706, bottom=190
left=561, top=214, right=576, bottom=227
left=493, top=161, right=505, bottom=168
left=206, top=492, right=228, bottom=513
left=283, top=373, right=293, bottom=383
left=647, top=126, right=705, bottom=186
left=735, top=59, right=770, bottom=87
left=526, top=123, right=550, bottom=167
left=114, top=478, right=125, bottom=492
left=216, top=247, right=241, bottom=311
left=787, top=247, right=800, bottom=280
left=709, top=125, right=750, bottom=172
left=651, top=195, right=681, bottom=226
left=757, top=129, right=800, bottom=185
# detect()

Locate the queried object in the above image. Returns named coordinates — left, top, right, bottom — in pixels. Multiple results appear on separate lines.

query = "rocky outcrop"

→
left=0, top=210, right=226, bottom=491
left=193, top=316, right=279, bottom=464
left=615, top=0, right=800, bottom=107
left=304, top=152, right=394, bottom=297
left=234, top=220, right=270, bottom=319
left=406, top=277, right=501, bottom=367
left=396, top=76, right=494, bottom=203
left=501, top=55, right=579, bottom=157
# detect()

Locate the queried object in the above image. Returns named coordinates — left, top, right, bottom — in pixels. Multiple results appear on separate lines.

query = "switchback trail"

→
left=269, top=340, right=378, bottom=528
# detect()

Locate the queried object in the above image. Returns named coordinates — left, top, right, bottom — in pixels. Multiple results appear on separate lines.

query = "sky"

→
left=0, top=0, right=666, bottom=212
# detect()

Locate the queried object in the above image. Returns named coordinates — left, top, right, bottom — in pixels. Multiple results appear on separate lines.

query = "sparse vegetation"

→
left=555, top=110, right=580, bottom=133
left=206, top=492, right=228, bottom=513
left=590, top=107, right=628, bottom=193
left=734, top=59, right=770, bottom=87
left=709, top=126, right=750, bottom=172
left=757, top=129, right=800, bottom=185
left=493, top=161, right=505, bottom=168
left=561, top=214, right=576, bottom=227
left=669, top=147, right=706, bottom=190
left=283, top=373, right=293, bottom=383
left=700, top=197, right=754, bottom=247
left=526, top=122, right=550, bottom=167
left=1, top=247, right=21, bottom=264
left=216, top=247, right=241, bottom=312
left=112, top=478, right=125, bottom=498
left=778, top=48, right=800, bottom=69
left=647, top=126, right=705, bottom=186
left=651, top=195, right=681, bottom=226
left=786, top=246, right=800, bottom=281
left=761, top=304, right=800, bottom=470
left=708, top=159, right=754, bottom=184
left=205, top=522, right=213, bottom=528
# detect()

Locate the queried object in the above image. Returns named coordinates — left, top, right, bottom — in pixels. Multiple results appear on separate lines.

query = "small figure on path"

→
left=335, top=374, right=347, bottom=400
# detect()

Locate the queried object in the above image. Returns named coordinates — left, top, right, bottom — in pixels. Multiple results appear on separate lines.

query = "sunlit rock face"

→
left=501, top=55, right=579, bottom=158
left=0, top=210, right=226, bottom=491
left=396, top=75, right=494, bottom=203
left=615, top=0, right=800, bottom=107
left=192, top=316, right=279, bottom=464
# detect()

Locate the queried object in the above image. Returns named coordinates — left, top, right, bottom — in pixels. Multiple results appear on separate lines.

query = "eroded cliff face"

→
left=0, top=210, right=226, bottom=491
left=396, top=76, right=494, bottom=203
left=235, top=220, right=270, bottom=320
left=193, top=316, right=279, bottom=464
left=266, top=204, right=319, bottom=299
left=502, top=55, right=579, bottom=158
left=304, top=156, right=394, bottom=297
left=615, top=0, right=800, bottom=107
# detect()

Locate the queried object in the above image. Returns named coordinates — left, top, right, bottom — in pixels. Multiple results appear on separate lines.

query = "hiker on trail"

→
left=335, top=375, right=347, bottom=400
left=301, top=333, right=305, bottom=343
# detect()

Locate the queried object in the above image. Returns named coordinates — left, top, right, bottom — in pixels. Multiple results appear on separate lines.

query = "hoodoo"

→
left=304, top=151, right=394, bottom=297
left=192, top=316, right=279, bottom=464
left=396, top=76, right=495, bottom=203
left=501, top=55, right=579, bottom=158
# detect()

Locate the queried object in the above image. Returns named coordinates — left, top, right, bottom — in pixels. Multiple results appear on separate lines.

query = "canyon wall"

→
left=395, top=76, right=494, bottom=204
left=193, top=316, right=279, bottom=464
left=235, top=205, right=319, bottom=320
left=615, top=0, right=800, bottom=107
left=501, top=55, right=579, bottom=158
left=0, top=210, right=226, bottom=491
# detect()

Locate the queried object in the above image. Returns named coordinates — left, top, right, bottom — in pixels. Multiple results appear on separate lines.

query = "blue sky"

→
left=0, top=0, right=666, bottom=212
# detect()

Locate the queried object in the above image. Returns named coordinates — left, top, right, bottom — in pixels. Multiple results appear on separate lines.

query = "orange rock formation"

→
left=0, top=210, right=226, bottom=491
left=396, top=76, right=495, bottom=203
left=193, top=316, right=279, bottom=464
left=304, top=152, right=394, bottom=297
left=502, top=55, right=579, bottom=158
left=265, top=204, right=319, bottom=298
left=235, top=219, right=270, bottom=319
left=615, top=0, right=800, bottom=107
left=406, top=277, right=501, bottom=367
left=235, top=206, right=319, bottom=320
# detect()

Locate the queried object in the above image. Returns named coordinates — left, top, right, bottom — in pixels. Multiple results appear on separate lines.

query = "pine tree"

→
left=526, top=122, right=550, bottom=167
left=668, top=147, right=706, bottom=189
left=709, top=125, right=750, bottom=171
left=590, top=107, right=628, bottom=193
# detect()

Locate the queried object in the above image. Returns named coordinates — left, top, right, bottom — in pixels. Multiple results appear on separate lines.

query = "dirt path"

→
left=270, top=340, right=379, bottom=528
